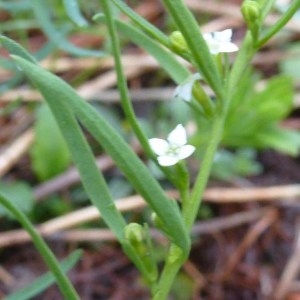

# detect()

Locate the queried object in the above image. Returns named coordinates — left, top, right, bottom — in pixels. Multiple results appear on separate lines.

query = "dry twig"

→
left=0, top=183, right=299, bottom=247
left=0, top=129, right=34, bottom=177
left=274, top=222, right=300, bottom=300
left=0, top=206, right=272, bottom=248
left=217, top=208, right=279, bottom=281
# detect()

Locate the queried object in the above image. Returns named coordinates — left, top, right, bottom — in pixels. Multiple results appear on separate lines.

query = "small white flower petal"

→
left=167, top=124, right=187, bottom=146
left=177, top=145, right=195, bottom=160
left=190, top=72, right=202, bottom=82
left=219, top=42, right=239, bottom=53
left=173, top=73, right=202, bottom=102
left=157, top=155, right=180, bottom=166
left=204, top=29, right=238, bottom=54
left=148, top=138, right=169, bottom=156
left=174, top=82, right=193, bottom=101
left=207, top=42, right=221, bottom=55
left=149, top=124, right=195, bottom=167
left=203, top=33, right=213, bottom=41
left=214, top=29, right=232, bottom=43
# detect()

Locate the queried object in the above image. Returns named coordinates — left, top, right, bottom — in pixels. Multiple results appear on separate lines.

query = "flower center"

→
left=166, top=145, right=182, bottom=156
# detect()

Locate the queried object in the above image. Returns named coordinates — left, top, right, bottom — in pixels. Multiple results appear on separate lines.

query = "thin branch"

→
left=0, top=129, right=34, bottom=177
left=274, top=221, right=300, bottom=299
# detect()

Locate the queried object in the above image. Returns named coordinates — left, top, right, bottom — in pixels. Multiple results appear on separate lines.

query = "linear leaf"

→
left=0, top=37, right=127, bottom=240
left=0, top=0, right=30, bottom=12
left=0, top=35, right=36, bottom=64
left=115, top=20, right=190, bottom=83
left=110, top=0, right=169, bottom=46
left=63, top=0, right=88, bottom=27
left=12, top=56, right=189, bottom=252
left=0, top=193, right=79, bottom=300
left=5, top=250, right=82, bottom=300
left=31, top=0, right=103, bottom=57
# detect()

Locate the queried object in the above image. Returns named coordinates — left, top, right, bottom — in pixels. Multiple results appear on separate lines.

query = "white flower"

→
left=149, top=124, right=195, bottom=166
left=203, top=29, right=239, bottom=55
left=173, top=73, right=202, bottom=102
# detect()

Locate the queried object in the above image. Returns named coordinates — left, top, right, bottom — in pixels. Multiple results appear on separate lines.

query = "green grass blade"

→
left=63, top=0, right=88, bottom=27
left=0, top=193, right=80, bottom=300
left=11, top=56, right=190, bottom=253
left=100, top=0, right=154, bottom=168
left=0, top=0, right=30, bottom=12
left=1, top=37, right=127, bottom=241
left=115, top=20, right=190, bottom=83
left=31, top=0, right=103, bottom=57
left=0, top=36, right=55, bottom=71
left=38, top=87, right=127, bottom=240
left=110, top=0, right=169, bottom=47
left=0, top=35, right=36, bottom=64
left=5, top=250, right=82, bottom=300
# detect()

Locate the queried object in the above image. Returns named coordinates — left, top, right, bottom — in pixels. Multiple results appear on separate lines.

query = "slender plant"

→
left=1, top=0, right=300, bottom=299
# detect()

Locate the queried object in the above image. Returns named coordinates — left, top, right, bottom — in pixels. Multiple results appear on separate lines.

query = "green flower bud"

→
left=124, top=223, right=144, bottom=247
left=241, top=0, right=261, bottom=24
left=123, top=223, right=158, bottom=283
left=241, top=0, right=262, bottom=41
left=169, top=31, right=189, bottom=53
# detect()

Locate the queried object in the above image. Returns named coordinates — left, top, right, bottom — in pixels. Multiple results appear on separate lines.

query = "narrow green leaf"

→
left=0, top=193, right=80, bottom=300
left=0, top=38, right=127, bottom=241
left=115, top=20, right=190, bottom=83
left=12, top=56, right=190, bottom=253
left=63, top=0, right=88, bottom=27
left=0, top=36, right=55, bottom=71
left=31, top=0, right=103, bottom=57
left=5, top=250, right=82, bottom=300
left=0, top=35, right=36, bottom=64
left=37, top=86, right=127, bottom=240
left=109, top=0, right=169, bottom=47
left=0, top=0, right=30, bottom=12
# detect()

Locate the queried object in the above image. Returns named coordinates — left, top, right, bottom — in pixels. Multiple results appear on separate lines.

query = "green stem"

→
left=101, top=0, right=180, bottom=188
left=227, top=31, right=255, bottom=97
left=257, top=0, right=300, bottom=48
left=183, top=112, right=225, bottom=230
left=153, top=244, right=187, bottom=300
left=192, top=83, right=215, bottom=118
left=153, top=105, right=226, bottom=300
left=175, top=162, right=190, bottom=210
left=101, top=0, right=151, bottom=154
left=153, top=30, right=258, bottom=300
left=0, top=193, right=79, bottom=300
left=184, top=32, right=256, bottom=230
